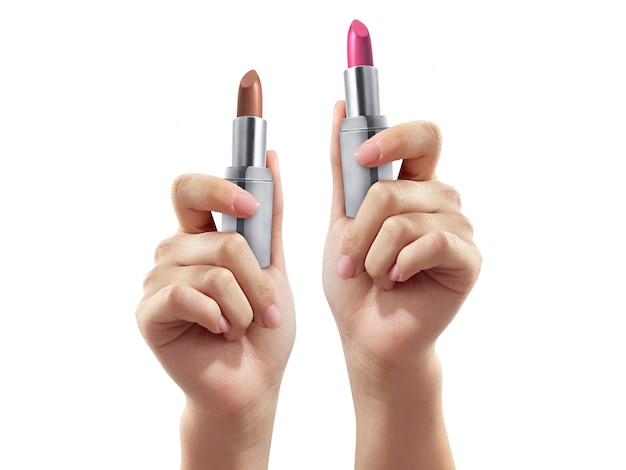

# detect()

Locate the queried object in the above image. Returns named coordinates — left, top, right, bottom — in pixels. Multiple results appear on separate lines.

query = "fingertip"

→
left=388, top=263, right=400, bottom=282
left=218, top=315, right=231, bottom=334
left=266, top=149, right=279, bottom=169
left=334, top=100, right=346, bottom=120
left=354, top=140, right=382, bottom=166
left=337, top=254, right=356, bottom=280
left=263, top=304, right=282, bottom=329
left=232, top=191, right=260, bottom=216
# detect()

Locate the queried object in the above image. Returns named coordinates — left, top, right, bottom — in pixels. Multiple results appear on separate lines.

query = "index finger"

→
left=171, top=173, right=260, bottom=234
left=353, top=121, right=443, bottom=181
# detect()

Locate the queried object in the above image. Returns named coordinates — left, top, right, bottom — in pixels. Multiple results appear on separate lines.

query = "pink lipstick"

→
left=222, top=70, right=274, bottom=268
left=347, top=19, right=374, bottom=67
left=340, top=19, right=393, bottom=218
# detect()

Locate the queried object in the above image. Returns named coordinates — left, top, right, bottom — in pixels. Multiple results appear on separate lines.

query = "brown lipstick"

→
left=237, top=69, right=263, bottom=118
left=222, top=70, right=274, bottom=268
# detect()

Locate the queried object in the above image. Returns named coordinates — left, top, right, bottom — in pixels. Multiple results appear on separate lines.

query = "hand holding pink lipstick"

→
left=323, top=19, right=482, bottom=469
left=324, top=99, right=481, bottom=469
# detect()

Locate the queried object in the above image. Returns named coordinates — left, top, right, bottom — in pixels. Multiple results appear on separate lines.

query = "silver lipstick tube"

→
left=223, top=116, right=273, bottom=268
left=340, top=65, right=393, bottom=218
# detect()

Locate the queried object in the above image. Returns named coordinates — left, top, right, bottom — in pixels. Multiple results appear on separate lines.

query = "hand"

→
left=324, top=101, right=480, bottom=370
left=323, top=101, right=481, bottom=468
left=136, top=151, right=295, bottom=469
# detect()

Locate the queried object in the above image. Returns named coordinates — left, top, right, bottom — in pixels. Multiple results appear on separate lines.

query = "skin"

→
left=323, top=101, right=482, bottom=469
left=136, top=152, right=296, bottom=470
left=136, top=102, right=481, bottom=469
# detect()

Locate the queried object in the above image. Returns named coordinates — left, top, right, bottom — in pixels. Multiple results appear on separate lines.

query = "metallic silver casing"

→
left=223, top=116, right=273, bottom=268
left=340, top=65, right=393, bottom=218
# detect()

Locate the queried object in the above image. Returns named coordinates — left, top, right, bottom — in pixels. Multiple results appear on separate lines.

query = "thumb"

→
left=266, top=150, right=286, bottom=270
left=329, top=100, right=347, bottom=222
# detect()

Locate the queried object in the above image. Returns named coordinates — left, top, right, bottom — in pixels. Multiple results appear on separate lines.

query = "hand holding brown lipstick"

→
left=136, top=70, right=295, bottom=469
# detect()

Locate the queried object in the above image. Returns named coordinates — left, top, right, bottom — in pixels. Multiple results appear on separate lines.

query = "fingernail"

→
left=264, top=304, right=282, bottom=329
left=233, top=192, right=260, bottom=216
left=388, top=263, right=400, bottom=282
left=354, top=140, right=381, bottom=165
left=337, top=255, right=356, bottom=279
left=219, top=315, right=231, bottom=334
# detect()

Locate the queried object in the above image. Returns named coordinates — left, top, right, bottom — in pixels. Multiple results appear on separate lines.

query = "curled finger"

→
left=136, top=284, right=227, bottom=349
left=390, top=231, right=481, bottom=293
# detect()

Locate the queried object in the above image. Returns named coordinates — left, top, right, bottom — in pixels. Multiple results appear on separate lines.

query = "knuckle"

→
left=203, top=267, right=236, bottom=293
left=342, top=229, right=367, bottom=258
left=170, top=173, right=194, bottom=204
left=134, top=299, right=147, bottom=326
left=253, top=280, right=274, bottom=309
left=439, top=184, right=462, bottom=209
left=425, top=121, right=443, bottom=151
left=406, top=120, right=442, bottom=152
left=166, top=283, right=189, bottom=309
left=380, top=215, right=413, bottom=244
left=153, top=236, right=176, bottom=264
left=458, top=214, right=475, bottom=238
left=220, top=232, right=249, bottom=262
left=141, top=268, right=160, bottom=292
left=366, top=181, right=396, bottom=211
left=407, top=120, right=443, bottom=157
left=427, top=230, right=450, bottom=254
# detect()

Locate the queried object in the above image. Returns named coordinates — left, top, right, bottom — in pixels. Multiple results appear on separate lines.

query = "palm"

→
left=151, top=267, right=295, bottom=417
left=323, top=220, right=467, bottom=366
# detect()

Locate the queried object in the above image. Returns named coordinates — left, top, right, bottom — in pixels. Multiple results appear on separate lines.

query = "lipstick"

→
left=222, top=70, right=273, bottom=268
left=340, top=19, right=393, bottom=218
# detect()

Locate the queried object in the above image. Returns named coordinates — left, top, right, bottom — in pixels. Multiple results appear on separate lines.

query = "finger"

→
left=143, top=264, right=255, bottom=341
left=194, top=266, right=254, bottom=341
left=364, top=212, right=474, bottom=290
left=353, top=121, right=442, bottom=181
left=338, top=180, right=462, bottom=279
left=329, top=100, right=347, bottom=222
left=171, top=173, right=260, bottom=234
left=266, top=150, right=286, bottom=270
left=136, top=284, right=227, bottom=348
left=160, top=231, right=279, bottom=329
left=392, top=231, right=482, bottom=293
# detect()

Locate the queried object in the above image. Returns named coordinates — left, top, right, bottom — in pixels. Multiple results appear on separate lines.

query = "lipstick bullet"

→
left=222, top=70, right=274, bottom=268
left=340, top=19, right=393, bottom=218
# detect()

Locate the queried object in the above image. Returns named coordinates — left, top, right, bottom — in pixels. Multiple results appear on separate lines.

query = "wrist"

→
left=180, top=389, right=280, bottom=470
left=345, top=345, right=441, bottom=408
left=341, top=329, right=439, bottom=389
left=344, top=348, right=455, bottom=469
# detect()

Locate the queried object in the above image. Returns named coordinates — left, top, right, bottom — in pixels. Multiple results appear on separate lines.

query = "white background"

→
left=1, top=1, right=625, bottom=468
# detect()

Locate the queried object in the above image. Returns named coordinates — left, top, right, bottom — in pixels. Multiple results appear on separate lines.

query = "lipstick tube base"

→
left=223, top=166, right=274, bottom=268
left=339, top=115, right=393, bottom=218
